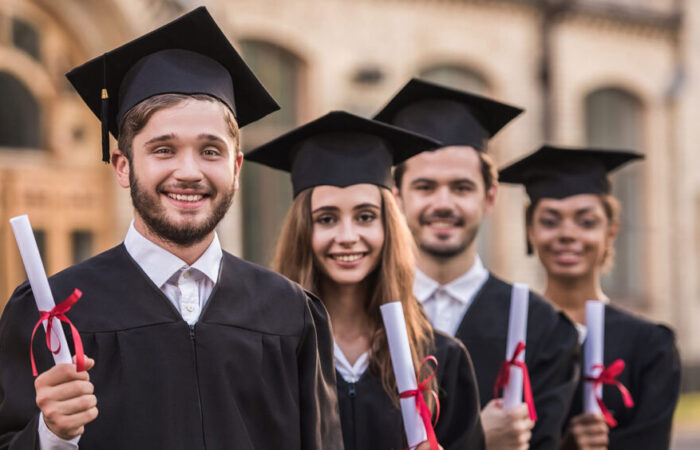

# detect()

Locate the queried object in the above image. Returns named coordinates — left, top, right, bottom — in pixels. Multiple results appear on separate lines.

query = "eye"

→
left=202, top=148, right=220, bottom=157
left=579, top=217, right=600, bottom=229
left=453, top=183, right=474, bottom=193
left=314, top=214, right=336, bottom=226
left=153, top=146, right=172, bottom=155
left=538, top=216, right=559, bottom=228
left=356, top=211, right=377, bottom=223
left=412, top=182, right=432, bottom=192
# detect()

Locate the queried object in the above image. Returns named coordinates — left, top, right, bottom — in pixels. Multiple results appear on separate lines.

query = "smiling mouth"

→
left=166, top=193, right=206, bottom=202
left=329, top=253, right=366, bottom=262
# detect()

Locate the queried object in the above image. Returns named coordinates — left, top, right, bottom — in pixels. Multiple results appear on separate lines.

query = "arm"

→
left=608, top=326, right=680, bottom=449
left=528, top=311, right=580, bottom=450
left=434, top=337, right=485, bottom=450
left=297, top=290, right=343, bottom=450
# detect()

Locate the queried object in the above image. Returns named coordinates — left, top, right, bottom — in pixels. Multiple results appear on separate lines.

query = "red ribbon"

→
left=584, top=360, right=634, bottom=428
left=399, top=355, right=441, bottom=450
left=30, top=288, right=85, bottom=377
left=493, top=341, right=537, bottom=422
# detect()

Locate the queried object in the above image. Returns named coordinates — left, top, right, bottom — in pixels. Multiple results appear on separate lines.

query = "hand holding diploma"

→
left=381, top=302, right=439, bottom=450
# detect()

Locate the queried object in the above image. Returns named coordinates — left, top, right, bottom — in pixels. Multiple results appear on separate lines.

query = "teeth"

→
left=332, top=254, right=363, bottom=262
left=431, top=221, right=454, bottom=228
left=168, top=193, right=203, bottom=202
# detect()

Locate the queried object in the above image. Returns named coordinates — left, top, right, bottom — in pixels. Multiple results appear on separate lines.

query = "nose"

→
left=557, top=219, right=576, bottom=243
left=174, top=150, right=203, bottom=182
left=336, top=218, right=359, bottom=246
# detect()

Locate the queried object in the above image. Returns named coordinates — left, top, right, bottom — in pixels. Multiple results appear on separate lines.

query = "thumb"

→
left=72, top=354, right=95, bottom=371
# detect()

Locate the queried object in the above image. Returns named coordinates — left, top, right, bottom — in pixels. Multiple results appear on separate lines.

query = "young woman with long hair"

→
left=247, top=111, right=484, bottom=450
left=500, top=146, right=681, bottom=450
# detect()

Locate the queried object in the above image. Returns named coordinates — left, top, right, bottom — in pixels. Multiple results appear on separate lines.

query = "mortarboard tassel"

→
left=100, top=55, right=110, bottom=163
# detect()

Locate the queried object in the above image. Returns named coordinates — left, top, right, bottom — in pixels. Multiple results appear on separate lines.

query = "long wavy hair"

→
left=273, top=186, right=436, bottom=410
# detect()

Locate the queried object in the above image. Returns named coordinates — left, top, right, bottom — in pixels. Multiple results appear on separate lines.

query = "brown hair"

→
left=525, top=193, right=621, bottom=268
left=393, top=148, right=498, bottom=194
left=273, top=187, right=437, bottom=410
left=117, top=93, right=240, bottom=160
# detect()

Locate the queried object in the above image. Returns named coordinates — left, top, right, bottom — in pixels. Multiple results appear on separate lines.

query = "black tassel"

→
left=100, top=88, right=109, bottom=163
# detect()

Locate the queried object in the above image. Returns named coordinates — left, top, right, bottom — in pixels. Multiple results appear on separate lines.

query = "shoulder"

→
left=432, top=330, right=471, bottom=365
left=606, top=304, right=677, bottom=349
left=222, top=251, right=308, bottom=300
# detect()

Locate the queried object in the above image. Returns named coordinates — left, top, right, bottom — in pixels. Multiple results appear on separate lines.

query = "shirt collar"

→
left=124, top=222, right=222, bottom=288
left=414, top=255, right=489, bottom=305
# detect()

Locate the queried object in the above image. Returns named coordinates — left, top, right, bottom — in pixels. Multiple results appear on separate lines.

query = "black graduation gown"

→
left=454, top=274, right=579, bottom=450
left=565, top=304, right=680, bottom=450
left=336, top=331, right=485, bottom=450
left=0, top=244, right=343, bottom=450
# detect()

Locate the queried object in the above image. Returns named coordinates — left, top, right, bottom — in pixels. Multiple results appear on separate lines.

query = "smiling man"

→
left=375, top=79, right=580, bottom=450
left=0, top=8, right=342, bottom=450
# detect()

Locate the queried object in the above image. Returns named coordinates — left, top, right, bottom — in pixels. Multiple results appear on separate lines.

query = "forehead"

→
left=403, top=146, right=482, bottom=182
left=136, top=99, right=233, bottom=141
left=311, top=184, right=382, bottom=209
left=536, top=194, right=605, bottom=214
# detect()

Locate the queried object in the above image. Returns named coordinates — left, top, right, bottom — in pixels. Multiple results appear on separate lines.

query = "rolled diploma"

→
left=584, top=300, right=605, bottom=414
left=9, top=215, right=72, bottom=365
left=380, top=301, right=427, bottom=447
left=503, top=283, right=529, bottom=409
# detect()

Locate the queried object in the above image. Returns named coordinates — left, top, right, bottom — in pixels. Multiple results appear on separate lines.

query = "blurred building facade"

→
left=1, top=0, right=699, bottom=388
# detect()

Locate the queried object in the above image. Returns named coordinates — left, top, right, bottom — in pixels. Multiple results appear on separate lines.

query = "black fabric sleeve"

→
left=529, top=313, right=580, bottom=450
left=434, top=337, right=485, bottom=450
left=0, top=287, right=43, bottom=450
left=296, top=289, right=343, bottom=450
left=608, top=325, right=680, bottom=450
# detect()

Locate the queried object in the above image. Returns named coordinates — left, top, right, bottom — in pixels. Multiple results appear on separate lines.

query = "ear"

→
left=606, top=221, right=619, bottom=247
left=483, top=181, right=499, bottom=215
left=112, top=148, right=131, bottom=189
left=233, top=151, right=244, bottom=190
left=392, top=186, right=405, bottom=213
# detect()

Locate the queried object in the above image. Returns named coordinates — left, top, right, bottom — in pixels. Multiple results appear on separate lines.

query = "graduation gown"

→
left=454, top=274, right=579, bottom=450
left=336, top=331, right=485, bottom=450
left=0, top=244, right=343, bottom=450
left=565, top=304, right=680, bottom=450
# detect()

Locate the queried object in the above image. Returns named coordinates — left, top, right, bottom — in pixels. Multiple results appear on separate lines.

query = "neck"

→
left=416, top=243, right=477, bottom=285
left=320, top=278, right=372, bottom=341
left=133, top=215, right=213, bottom=266
left=544, top=272, right=606, bottom=325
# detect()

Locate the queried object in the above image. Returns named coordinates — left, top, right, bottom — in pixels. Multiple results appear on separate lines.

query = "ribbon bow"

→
left=584, top=359, right=634, bottom=428
left=399, top=355, right=441, bottom=450
left=493, top=341, right=537, bottom=421
left=30, top=289, right=85, bottom=376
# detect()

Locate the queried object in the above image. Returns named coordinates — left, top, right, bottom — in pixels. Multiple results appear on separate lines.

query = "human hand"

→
left=35, top=356, right=98, bottom=440
left=416, top=441, right=444, bottom=450
left=560, top=413, right=608, bottom=450
left=482, top=399, right=534, bottom=450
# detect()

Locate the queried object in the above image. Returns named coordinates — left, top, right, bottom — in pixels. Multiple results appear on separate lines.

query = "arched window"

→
left=12, top=17, right=40, bottom=61
left=418, top=65, right=495, bottom=266
left=239, top=40, right=303, bottom=265
left=585, top=87, right=645, bottom=303
left=0, top=72, right=40, bottom=148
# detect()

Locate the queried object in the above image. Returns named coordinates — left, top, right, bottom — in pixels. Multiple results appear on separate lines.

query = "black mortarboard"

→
left=499, top=145, right=644, bottom=203
left=66, top=7, right=279, bottom=162
left=245, top=111, right=441, bottom=197
left=373, top=78, right=523, bottom=151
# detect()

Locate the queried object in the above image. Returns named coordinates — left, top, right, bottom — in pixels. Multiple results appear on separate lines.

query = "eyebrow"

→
left=197, top=133, right=227, bottom=144
left=541, top=206, right=597, bottom=216
left=144, top=134, right=176, bottom=146
left=311, top=203, right=381, bottom=214
left=409, top=177, right=476, bottom=185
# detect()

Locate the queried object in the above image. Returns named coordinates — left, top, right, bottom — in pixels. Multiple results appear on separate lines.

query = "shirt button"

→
left=182, top=271, right=191, bottom=279
left=185, top=305, right=195, bottom=313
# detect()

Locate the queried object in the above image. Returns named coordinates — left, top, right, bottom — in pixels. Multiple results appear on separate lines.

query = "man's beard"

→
left=129, top=171, right=234, bottom=247
left=416, top=212, right=480, bottom=260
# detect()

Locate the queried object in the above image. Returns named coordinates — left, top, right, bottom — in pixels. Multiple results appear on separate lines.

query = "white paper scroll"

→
left=9, top=215, right=72, bottom=365
left=584, top=300, right=605, bottom=414
left=380, top=301, right=427, bottom=447
left=503, top=283, right=529, bottom=409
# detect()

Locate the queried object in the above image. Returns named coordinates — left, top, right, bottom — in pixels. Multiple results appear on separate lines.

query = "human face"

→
left=528, top=194, right=616, bottom=280
left=395, top=147, right=496, bottom=259
left=113, top=99, right=242, bottom=246
left=311, top=184, right=385, bottom=286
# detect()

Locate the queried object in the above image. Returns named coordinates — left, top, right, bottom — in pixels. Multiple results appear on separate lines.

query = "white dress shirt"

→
left=414, top=256, right=490, bottom=337
left=334, top=342, right=369, bottom=383
left=39, top=222, right=222, bottom=449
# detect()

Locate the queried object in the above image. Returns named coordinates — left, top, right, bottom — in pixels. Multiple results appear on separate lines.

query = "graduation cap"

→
left=66, top=6, right=279, bottom=162
left=499, top=145, right=644, bottom=203
left=499, top=145, right=644, bottom=254
left=373, top=78, right=523, bottom=151
left=245, top=111, right=442, bottom=197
